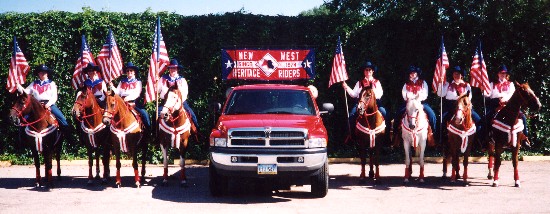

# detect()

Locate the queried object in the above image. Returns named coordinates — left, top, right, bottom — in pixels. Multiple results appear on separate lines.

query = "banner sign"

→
left=221, top=49, right=315, bottom=80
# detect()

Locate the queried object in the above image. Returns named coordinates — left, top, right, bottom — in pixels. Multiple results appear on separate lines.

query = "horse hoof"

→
left=87, top=180, right=94, bottom=186
left=464, top=182, right=470, bottom=187
left=418, top=179, right=425, bottom=185
left=374, top=179, right=381, bottom=185
left=101, top=179, right=108, bottom=185
left=135, top=182, right=141, bottom=188
left=181, top=182, right=189, bottom=188
left=403, top=179, right=409, bottom=186
left=116, top=183, right=121, bottom=188
left=34, top=182, right=40, bottom=188
left=441, top=174, right=447, bottom=180
left=57, top=176, right=62, bottom=181
left=95, top=175, right=101, bottom=180
left=492, top=181, right=499, bottom=187
left=368, top=171, right=375, bottom=179
left=515, top=181, right=521, bottom=188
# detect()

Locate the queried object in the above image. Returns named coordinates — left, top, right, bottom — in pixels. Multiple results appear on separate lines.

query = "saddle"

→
left=392, top=110, right=435, bottom=147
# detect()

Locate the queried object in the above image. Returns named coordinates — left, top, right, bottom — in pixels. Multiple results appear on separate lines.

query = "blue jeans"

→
left=50, top=104, right=68, bottom=127
left=134, top=105, right=151, bottom=129
left=158, top=101, right=198, bottom=128
left=443, top=109, right=481, bottom=131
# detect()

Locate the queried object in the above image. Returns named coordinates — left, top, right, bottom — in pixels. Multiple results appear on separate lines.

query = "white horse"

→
left=158, top=86, right=192, bottom=187
left=401, top=96, right=429, bottom=184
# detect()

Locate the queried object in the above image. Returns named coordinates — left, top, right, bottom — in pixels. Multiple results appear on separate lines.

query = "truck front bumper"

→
left=209, top=147, right=327, bottom=178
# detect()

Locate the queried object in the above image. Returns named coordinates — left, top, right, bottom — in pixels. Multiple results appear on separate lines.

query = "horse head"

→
left=405, top=94, right=423, bottom=130
left=72, top=87, right=95, bottom=119
left=102, top=89, right=118, bottom=125
left=357, top=86, right=376, bottom=116
left=515, top=82, right=541, bottom=112
left=454, top=91, right=472, bottom=125
left=160, top=85, right=184, bottom=121
left=9, top=92, right=32, bottom=126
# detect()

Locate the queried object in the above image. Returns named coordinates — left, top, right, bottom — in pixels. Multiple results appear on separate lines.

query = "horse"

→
left=72, top=87, right=111, bottom=185
left=9, top=92, right=62, bottom=188
left=487, top=82, right=541, bottom=187
left=355, top=86, right=386, bottom=183
left=158, top=85, right=192, bottom=187
left=401, top=95, right=429, bottom=184
left=442, top=91, right=476, bottom=185
left=103, top=90, right=147, bottom=188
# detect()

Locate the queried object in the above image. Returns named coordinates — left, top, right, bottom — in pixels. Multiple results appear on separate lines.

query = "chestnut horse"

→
left=72, top=87, right=111, bottom=184
left=103, top=90, right=147, bottom=188
left=401, top=95, right=428, bottom=184
left=9, top=92, right=62, bottom=188
left=158, top=85, right=191, bottom=187
left=487, top=82, right=541, bottom=187
left=443, top=91, right=476, bottom=184
left=355, top=86, right=385, bottom=183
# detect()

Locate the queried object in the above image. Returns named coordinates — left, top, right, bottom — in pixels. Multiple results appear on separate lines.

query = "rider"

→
left=393, top=65, right=437, bottom=146
left=17, top=64, right=74, bottom=144
left=82, top=62, right=107, bottom=108
left=342, top=61, right=389, bottom=136
left=483, top=65, right=528, bottom=143
left=157, top=59, right=198, bottom=133
left=109, top=62, right=151, bottom=132
left=436, top=66, right=481, bottom=131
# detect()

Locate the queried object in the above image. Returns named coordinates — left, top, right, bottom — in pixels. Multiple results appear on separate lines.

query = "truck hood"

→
left=216, top=114, right=327, bottom=137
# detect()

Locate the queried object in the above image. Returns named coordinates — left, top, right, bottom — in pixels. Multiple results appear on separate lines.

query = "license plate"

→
left=257, top=164, right=277, bottom=175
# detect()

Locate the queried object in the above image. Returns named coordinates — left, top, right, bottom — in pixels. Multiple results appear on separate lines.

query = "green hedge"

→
left=0, top=3, right=548, bottom=163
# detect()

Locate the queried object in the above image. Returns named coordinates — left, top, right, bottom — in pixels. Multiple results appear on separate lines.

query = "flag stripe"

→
left=328, top=37, right=348, bottom=88
left=97, top=29, right=123, bottom=83
left=145, top=19, right=170, bottom=103
left=6, top=38, right=30, bottom=93
left=470, top=44, right=491, bottom=94
left=72, top=35, right=96, bottom=89
left=432, top=38, right=449, bottom=92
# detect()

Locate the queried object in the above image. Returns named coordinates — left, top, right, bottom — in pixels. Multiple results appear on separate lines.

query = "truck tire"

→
left=310, top=160, right=328, bottom=198
left=209, top=164, right=228, bottom=197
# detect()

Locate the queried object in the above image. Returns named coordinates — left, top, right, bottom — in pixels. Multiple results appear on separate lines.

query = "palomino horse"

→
left=9, top=92, right=62, bottom=188
left=355, top=86, right=385, bottom=183
left=401, top=95, right=429, bottom=184
left=158, top=85, right=192, bottom=186
left=103, top=90, right=147, bottom=188
left=487, top=82, right=541, bottom=187
left=443, top=91, right=476, bottom=184
left=72, top=87, right=111, bottom=184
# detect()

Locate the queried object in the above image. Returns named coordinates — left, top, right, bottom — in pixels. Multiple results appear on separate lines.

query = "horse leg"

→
left=95, top=147, right=101, bottom=179
left=44, top=150, right=53, bottom=188
left=358, top=142, right=366, bottom=180
left=492, top=148, right=503, bottom=187
left=141, top=140, right=148, bottom=178
left=403, top=142, right=411, bottom=184
left=463, top=151, right=469, bottom=185
left=487, top=143, right=494, bottom=179
left=513, top=145, right=521, bottom=188
left=87, top=147, right=94, bottom=185
left=115, top=148, right=122, bottom=188
left=451, top=149, right=459, bottom=183
left=368, top=147, right=375, bottom=179
left=32, top=149, right=41, bottom=187
left=55, top=141, right=61, bottom=178
left=374, top=143, right=381, bottom=184
left=442, top=146, right=448, bottom=179
left=161, top=143, right=169, bottom=185
left=418, top=143, right=426, bottom=184
left=102, top=143, right=111, bottom=184
left=180, top=138, right=189, bottom=187
left=133, top=150, right=140, bottom=188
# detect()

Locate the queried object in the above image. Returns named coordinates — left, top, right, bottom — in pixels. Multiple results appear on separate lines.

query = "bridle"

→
left=75, top=89, right=103, bottom=127
left=11, top=94, right=50, bottom=131
left=162, top=90, right=185, bottom=123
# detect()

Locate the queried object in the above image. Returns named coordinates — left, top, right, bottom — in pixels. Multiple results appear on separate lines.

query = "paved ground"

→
left=1, top=161, right=549, bottom=214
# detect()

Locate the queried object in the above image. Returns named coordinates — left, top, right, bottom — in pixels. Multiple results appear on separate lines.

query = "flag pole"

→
left=344, top=82, right=351, bottom=139
left=438, top=35, right=444, bottom=146
left=154, top=17, right=161, bottom=138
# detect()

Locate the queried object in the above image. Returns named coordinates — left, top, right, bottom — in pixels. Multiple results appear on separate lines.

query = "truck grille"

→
left=228, top=128, right=307, bottom=147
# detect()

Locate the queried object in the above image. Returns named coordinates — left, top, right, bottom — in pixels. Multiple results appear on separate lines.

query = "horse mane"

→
left=455, top=92, right=473, bottom=128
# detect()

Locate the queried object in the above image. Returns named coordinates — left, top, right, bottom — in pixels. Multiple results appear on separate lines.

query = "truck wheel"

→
left=310, top=160, right=328, bottom=198
left=209, top=164, right=228, bottom=197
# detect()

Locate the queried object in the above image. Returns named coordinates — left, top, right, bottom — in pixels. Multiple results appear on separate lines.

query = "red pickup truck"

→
left=209, top=84, right=333, bottom=197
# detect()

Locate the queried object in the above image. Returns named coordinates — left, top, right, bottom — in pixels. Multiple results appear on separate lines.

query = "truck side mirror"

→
left=209, top=102, right=222, bottom=114
left=320, top=103, right=334, bottom=114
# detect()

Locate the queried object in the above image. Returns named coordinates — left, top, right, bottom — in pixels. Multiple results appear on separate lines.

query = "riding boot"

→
left=520, top=134, right=531, bottom=148
left=427, top=125, right=435, bottom=147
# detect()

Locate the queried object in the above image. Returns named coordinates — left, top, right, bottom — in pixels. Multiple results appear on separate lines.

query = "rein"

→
left=11, top=95, right=52, bottom=132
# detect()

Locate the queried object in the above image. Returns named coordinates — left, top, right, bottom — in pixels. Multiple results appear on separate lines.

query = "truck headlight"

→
left=210, top=138, right=227, bottom=147
left=308, top=138, right=327, bottom=148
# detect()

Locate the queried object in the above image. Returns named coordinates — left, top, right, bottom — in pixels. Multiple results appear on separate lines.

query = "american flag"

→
left=72, top=35, right=96, bottom=89
left=6, top=36, right=30, bottom=93
left=97, top=29, right=123, bottom=83
left=145, top=17, right=170, bottom=103
left=328, top=37, right=348, bottom=88
left=470, top=41, right=491, bottom=95
left=432, top=36, right=449, bottom=92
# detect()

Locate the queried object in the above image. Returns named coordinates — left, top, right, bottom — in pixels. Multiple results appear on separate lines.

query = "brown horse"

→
left=487, top=82, right=541, bottom=187
left=72, top=87, right=111, bottom=184
left=9, top=92, right=62, bottom=188
left=158, top=85, right=191, bottom=187
left=443, top=91, right=476, bottom=185
left=355, top=86, right=386, bottom=183
left=103, top=90, right=147, bottom=188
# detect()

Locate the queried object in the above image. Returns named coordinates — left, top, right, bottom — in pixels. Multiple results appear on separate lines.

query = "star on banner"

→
left=225, top=60, right=233, bottom=69
left=302, top=59, right=311, bottom=69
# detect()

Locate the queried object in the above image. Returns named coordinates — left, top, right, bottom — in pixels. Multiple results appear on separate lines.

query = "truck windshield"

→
left=225, top=89, right=316, bottom=115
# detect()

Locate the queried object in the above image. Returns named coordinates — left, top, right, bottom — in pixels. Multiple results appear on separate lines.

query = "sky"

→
left=0, top=0, right=327, bottom=16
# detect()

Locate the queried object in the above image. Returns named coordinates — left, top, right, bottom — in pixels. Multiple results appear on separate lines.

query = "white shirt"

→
left=158, top=73, right=188, bottom=102
left=401, top=77, right=428, bottom=101
left=112, top=78, right=142, bottom=102
left=437, top=80, right=472, bottom=101
left=345, top=78, right=383, bottom=99
left=484, top=79, right=515, bottom=102
left=17, top=79, right=57, bottom=108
